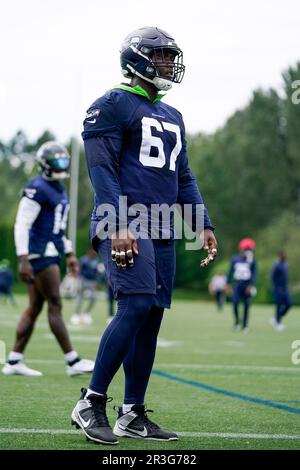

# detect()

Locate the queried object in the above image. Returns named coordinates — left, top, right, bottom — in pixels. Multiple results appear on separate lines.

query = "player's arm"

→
left=82, top=96, right=137, bottom=269
left=84, top=137, right=138, bottom=269
left=270, top=263, right=277, bottom=286
left=225, top=258, right=234, bottom=294
left=250, top=259, right=258, bottom=285
left=226, top=259, right=234, bottom=283
left=14, top=195, right=42, bottom=282
left=176, top=127, right=217, bottom=266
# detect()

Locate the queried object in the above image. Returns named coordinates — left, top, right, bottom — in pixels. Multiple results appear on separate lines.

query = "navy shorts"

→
left=98, top=238, right=176, bottom=308
left=30, top=256, right=61, bottom=274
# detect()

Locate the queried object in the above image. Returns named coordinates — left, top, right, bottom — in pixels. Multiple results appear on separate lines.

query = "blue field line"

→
left=152, top=369, right=300, bottom=415
left=275, top=400, right=300, bottom=404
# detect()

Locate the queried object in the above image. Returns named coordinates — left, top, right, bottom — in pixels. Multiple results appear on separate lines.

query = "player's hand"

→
left=245, top=285, right=257, bottom=297
left=111, top=229, right=139, bottom=269
left=18, top=255, right=34, bottom=283
left=200, top=229, right=218, bottom=268
left=66, top=254, right=79, bottom=276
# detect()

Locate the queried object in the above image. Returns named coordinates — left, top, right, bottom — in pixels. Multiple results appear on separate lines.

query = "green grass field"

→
left=1, top=294, right=300, bottom=450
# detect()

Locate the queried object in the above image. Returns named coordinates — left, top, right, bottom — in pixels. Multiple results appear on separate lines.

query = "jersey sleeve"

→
left=82, top=91, right=125, bottom=141
left=226, top=257, right=235, bottom=283
left=22, top=179, right=47, bottom=205
left=176, top=116, right=214, bottom=232
left=82, top=92, right=127, bottom=237
left=14, top=197, right=42, bottom=256
left=250, top=260, right=257, bottom=285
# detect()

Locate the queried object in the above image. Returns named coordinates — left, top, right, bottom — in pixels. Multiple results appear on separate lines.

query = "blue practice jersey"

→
left=80, top=256, right=100, bottom=282
left=22, top=176, right=70, bottom=257
left=271, top=261, right=289, bottom=291
left=82, top=84, right=213, bottom=241
left=227, top=255, right=257, bottom=285
left=0, top=268, right=13, bottom=289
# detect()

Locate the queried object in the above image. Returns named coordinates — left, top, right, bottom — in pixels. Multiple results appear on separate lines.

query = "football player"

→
left=209, top=272, right=227, bottom=311
left=0, top=259, right=15, bottom=305
left=71, top=27, right=217, bottom=445
left=2, top=142, right=94, bottom=377
left=270, top=251, right=292, bottom=331
left=226, top=238, right=257, bottom=332
left=71, top=246, right=101, bottom=326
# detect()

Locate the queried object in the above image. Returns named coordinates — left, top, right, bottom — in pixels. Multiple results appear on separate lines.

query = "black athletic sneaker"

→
left=113, top=404, right=178, bottom=441
left=71, top=388, right=118, bottom=445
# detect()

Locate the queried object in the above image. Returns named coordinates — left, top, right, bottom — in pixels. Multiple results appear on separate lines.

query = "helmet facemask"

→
left=44, top=154, right=70, bottom=180
left=143, top=46, right=185, bottom=90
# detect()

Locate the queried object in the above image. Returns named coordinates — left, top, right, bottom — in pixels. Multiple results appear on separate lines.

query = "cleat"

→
left=270, top=318, right=285, bottom=332
left=2, top=361, right=43, bottom=377
left=66, top=358, right=94, bottom=377
left=70, top=314, right=82, bottom=326
left=71, top=388, right=118, bottom=445
left=80, top=313, right=93, bottom=325
left=113, top=405, right=178, bottom=441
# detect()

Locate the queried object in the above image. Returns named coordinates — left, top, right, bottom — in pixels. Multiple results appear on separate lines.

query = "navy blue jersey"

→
left=227, top=255, right=257, bottom=285
left=82, top=84, right=213, bottom=241
left=80, top=256, right=100, bottom=282
left=0, top=268, right=13, bottom=290
left=271, top=261, right=289, bottom=291
left=23, top=176, right=69, bottom=257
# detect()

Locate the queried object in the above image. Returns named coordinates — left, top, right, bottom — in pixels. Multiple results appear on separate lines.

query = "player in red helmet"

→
left=226, top=238, right=257, bottom=332
left=239, top=238, right=256, bottom=252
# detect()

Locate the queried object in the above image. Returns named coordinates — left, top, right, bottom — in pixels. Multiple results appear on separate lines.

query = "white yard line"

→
left=0, top=428, right=300, bottom=440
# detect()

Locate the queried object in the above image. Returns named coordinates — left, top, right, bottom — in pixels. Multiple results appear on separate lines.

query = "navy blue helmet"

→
left=120, top=27, right=185, bottom=91
left=36, top=141, right=70, bottom=180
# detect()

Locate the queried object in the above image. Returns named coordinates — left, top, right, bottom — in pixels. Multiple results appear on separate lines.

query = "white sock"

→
left=122, top=404, right=136, bottom=414
left=64, top=350, right=79, bottom=363
left=8, top=351, right=23, bottom=362
left=86, top=388, right=105, bottom=398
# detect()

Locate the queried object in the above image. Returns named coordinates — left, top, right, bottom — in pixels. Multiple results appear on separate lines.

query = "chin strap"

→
left=128, top=67, right=173, bottom=91
left=152, top=76, right=173, bottom=91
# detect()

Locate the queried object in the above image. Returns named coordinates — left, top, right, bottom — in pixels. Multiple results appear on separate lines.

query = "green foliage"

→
left=188, top=87, right=292, bottom=255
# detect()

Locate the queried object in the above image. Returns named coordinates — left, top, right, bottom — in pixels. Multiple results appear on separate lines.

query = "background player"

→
left=226, top=238, right=257, bottom=332
left=0, top=259, right=15, bottom=305
left=71, top=246, right=102, bottom=326
left=209, top=272, right=227, bottom=311
left=270, top=251, right=292, bottom=331
left=71, top=26, right=217, bottom=445
left=2, top=142, right=94, bottom=377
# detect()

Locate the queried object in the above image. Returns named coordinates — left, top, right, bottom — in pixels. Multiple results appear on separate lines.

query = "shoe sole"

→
left=113, top=423, right=178, bottom=441
left=67, top=369, right=94, bottom=377
left=1, top=367, right=42, bottom=377
left=71, top=409, right=119, bottom=445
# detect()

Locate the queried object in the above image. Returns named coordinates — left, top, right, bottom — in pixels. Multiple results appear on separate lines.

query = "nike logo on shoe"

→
left=120, top=424, right=148, bottom=437
left=79, top=415, right=91, bottom=428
